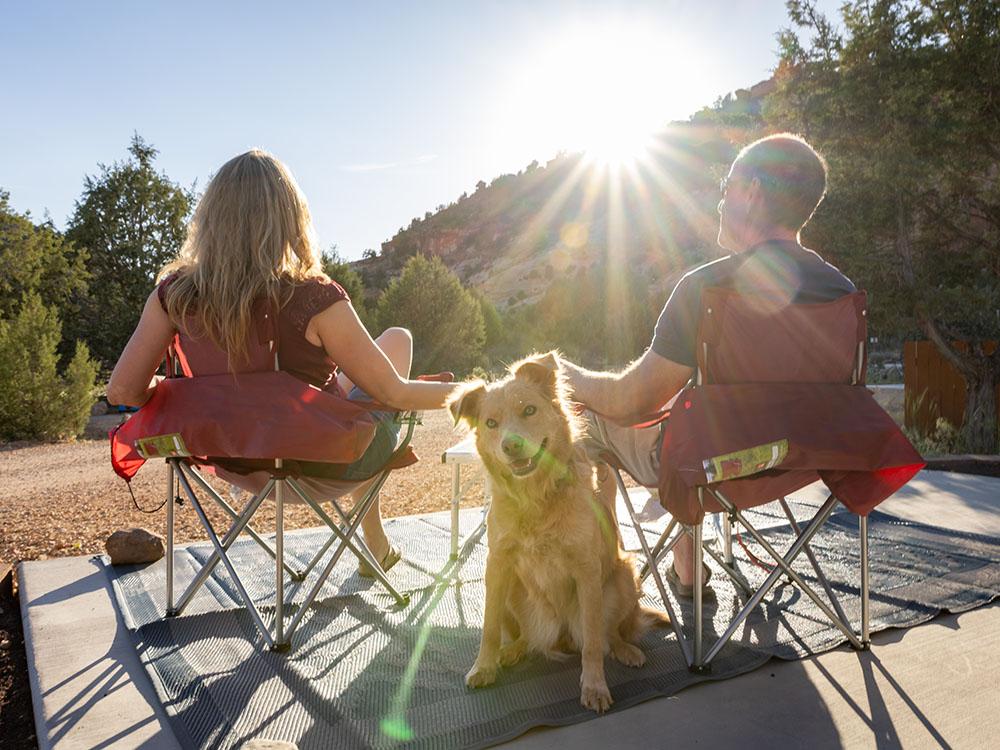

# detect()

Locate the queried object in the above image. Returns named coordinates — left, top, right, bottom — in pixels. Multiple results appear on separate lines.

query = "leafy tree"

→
left=66, top=134, right=193, bottom=367
left=0, top=294, right=98, bottom=440
left=768, top=0, right=1000, bottom=451
left=321, top=247, right=371, bottom=329
left=375, top=255, right=485, bottom=376
left=0, top=191, right=89, bottom=359
left=469, top=289, right=508, bottom=366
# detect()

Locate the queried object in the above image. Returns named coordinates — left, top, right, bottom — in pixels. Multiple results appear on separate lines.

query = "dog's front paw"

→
left=498, top=639, right=527, bottom=667
left=611, top=640, right=646, bottom=668
left=465, top=661, right=498, bottom=688
left=580, top=679, right=613, bottom=713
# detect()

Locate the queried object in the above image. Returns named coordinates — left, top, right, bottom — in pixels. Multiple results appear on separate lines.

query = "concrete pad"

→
left=19, top=556, right=180, bottom=750
left=19, top=470, right=1000, bottom=749
left=507, top=602, right=1000, bottom=749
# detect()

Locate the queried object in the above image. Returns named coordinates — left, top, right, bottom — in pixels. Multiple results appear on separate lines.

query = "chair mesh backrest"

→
left=696, top=288, right=867, bottom=386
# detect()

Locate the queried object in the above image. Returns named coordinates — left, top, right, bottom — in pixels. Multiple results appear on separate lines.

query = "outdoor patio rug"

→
left=104, top=502, right=1000, bottom=749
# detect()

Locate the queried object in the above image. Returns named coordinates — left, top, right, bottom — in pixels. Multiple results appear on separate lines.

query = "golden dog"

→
left=449, top=352, right=668, bottom=712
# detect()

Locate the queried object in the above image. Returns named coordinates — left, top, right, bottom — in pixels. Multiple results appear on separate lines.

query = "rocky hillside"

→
left=355, top=81, right=772, bottom=308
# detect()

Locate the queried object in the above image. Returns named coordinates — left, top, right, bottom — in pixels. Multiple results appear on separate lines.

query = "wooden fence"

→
left=903, top=340, right=999, bottom=435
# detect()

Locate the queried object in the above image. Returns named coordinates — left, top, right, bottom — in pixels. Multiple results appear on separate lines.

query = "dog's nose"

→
left=501, top=433, right=524, bottom=457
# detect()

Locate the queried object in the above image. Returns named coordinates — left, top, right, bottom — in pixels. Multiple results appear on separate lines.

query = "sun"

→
left=506, top=23, right=682, bottom=167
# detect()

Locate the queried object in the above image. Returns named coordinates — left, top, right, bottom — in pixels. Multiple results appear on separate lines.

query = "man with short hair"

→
left=563, top=133, right=856, bottom=595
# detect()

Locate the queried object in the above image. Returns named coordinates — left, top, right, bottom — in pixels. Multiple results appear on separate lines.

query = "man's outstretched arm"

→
left=561, top=347, right=694, bottom=423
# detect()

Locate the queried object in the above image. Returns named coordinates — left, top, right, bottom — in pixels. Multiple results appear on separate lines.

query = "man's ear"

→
left=513, top=350, right=560, bottom=392
left=447, top=382, right=486, bottom=427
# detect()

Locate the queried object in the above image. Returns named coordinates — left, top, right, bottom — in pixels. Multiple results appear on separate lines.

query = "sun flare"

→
left=509, top=24, right=682, bottom=166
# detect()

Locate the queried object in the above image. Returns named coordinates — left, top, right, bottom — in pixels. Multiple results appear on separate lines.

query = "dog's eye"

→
left=522, top=405, right=537, bottom=417
left=485, top=418, right=498, bottom=429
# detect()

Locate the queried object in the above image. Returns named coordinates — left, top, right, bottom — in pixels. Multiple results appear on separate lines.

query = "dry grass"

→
left=0, top=409, right=487, bottom=566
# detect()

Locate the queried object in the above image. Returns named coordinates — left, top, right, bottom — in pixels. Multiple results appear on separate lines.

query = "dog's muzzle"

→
left=507, top=438, right=548, bottom=477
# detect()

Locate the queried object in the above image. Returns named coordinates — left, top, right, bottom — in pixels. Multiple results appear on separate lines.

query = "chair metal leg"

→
left=166, top=461, right=176, bottom=616
left=638, top=518, right=677, bottom=582
left=692, top=518, right=707, bottom=673
left=777, top=497, right=851, bottom=628
left=702, top=490, right=863, bottom=664
left=172, top=473, right=275, bottom=615
left=183, top=464, right=304, bottom=580
left=451, top=464, right=461, bottom=559
left=282, top=477, right=408, bottom=645
left=613, top=467, right=690, bottom=666
left=274, top=473, right=287, bottom=651
left=174, top=466, right=276, bottom=649
left=860, top=514, right=870, bottom=649
left=722, top=512, right=734, bottom=565
left=294, top=469, right=394, bottom=582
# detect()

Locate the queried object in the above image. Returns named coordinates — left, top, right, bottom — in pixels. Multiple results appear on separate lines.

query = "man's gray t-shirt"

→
left=651, top=240, right=857, bottom=367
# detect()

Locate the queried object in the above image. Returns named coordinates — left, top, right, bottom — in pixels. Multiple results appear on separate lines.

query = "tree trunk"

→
left=919, top=315, right=999, bottom=454
left=960, top=364, right=1000, bottom=455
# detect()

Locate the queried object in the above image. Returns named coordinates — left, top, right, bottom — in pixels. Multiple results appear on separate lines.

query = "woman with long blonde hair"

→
left=108, top=148, right=458, bottom=575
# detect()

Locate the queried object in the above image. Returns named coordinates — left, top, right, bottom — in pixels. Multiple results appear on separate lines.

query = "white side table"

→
left=441, top=433, right=491, bottom=558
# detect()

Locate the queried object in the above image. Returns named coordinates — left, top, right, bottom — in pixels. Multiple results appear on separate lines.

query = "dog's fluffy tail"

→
left=622, top=605, right=671, bottom=642
left=641, top=605, right=671, bottom=629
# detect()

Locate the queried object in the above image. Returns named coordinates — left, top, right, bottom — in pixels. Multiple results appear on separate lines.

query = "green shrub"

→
left=905, top=418, right=963, bottom=458
left=0, top=294, right=99, bottom=441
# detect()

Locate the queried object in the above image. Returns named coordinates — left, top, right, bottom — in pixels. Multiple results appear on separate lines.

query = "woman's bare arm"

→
left=106, top=290, right=176, bottom=407
left=311, top=300, right=458, bottom=410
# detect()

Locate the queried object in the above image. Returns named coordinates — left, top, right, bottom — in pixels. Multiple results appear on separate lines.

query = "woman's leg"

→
left=345, top=328, right=413, bottom=561
left=336, top=326, right=413, bottom=394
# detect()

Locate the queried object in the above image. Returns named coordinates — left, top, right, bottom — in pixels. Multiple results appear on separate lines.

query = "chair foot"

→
left=688, top=663, right=712, bottom=675
left=450, top=553, right=458, bottom=561
left=392, top=592, right=411, bottom=609
left=857, top=640, right=871, bottom=652
left=166, top=608, right=179, bottom=618
left=270, top=642, right=291, bottom=653
left=290, top=570, right=307, bottom=582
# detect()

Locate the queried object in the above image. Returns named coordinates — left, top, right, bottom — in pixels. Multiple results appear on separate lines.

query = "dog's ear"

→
left=448, top=381, right=486, bottom=427
left=513, top=351, right=560, bottom=392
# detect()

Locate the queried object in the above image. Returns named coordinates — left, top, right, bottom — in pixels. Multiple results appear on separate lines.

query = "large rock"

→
left=105, top=528, right=165, bottom=565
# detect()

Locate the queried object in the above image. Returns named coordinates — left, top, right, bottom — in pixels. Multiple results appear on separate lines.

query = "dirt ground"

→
left=0, top=409, right=484, bottom=566
left=0, top=408, right=485, bottom=745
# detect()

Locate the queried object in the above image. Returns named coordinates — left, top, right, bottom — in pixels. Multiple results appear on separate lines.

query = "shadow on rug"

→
left=105, top=507, right=1000, bottom=749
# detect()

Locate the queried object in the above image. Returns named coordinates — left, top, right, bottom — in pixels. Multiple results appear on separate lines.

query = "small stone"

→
left=105, top=528, right=165, bottom=565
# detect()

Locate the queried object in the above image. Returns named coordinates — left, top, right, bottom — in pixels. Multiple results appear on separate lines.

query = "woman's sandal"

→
left=358, top=544, right=402, bottom=578
left=664, top=562, right=714, bottom=599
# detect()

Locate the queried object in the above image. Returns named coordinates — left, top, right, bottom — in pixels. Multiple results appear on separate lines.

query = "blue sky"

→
left=1, top=1, right=841, bottom=260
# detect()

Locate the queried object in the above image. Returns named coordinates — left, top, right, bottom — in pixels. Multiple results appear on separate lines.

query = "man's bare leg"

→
left=672, top=534, right=695, bottom=585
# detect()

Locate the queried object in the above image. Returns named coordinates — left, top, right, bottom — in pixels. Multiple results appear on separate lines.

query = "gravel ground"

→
left=0, top=409, right=483, bottom=565
left=0, top=409, right=484, bottom=746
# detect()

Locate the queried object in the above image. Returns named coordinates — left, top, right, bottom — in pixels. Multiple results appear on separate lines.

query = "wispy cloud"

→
left=340, top=153, right=438, bottom=172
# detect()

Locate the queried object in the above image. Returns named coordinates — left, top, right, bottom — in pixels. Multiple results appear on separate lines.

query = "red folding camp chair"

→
left=610, top=288, right=924, bottom=672
left=110, top=312, right=451, bottom=652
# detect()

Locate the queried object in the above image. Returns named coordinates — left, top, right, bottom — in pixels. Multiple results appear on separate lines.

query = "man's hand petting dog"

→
left=449, top=351, right=669, bottom=713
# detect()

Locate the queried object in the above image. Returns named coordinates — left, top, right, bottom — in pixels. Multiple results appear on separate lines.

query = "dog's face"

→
left=449, top=352, right=577, bottom=482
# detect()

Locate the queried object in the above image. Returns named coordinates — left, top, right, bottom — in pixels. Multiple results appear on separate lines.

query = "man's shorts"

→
left=583, top=410, right=663, bottom=488
left=339, top=385, right=403, bottom=481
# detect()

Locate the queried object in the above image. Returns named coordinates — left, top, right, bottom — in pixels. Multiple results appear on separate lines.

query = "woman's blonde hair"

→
left=158, top=149, right=326, bottom=362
